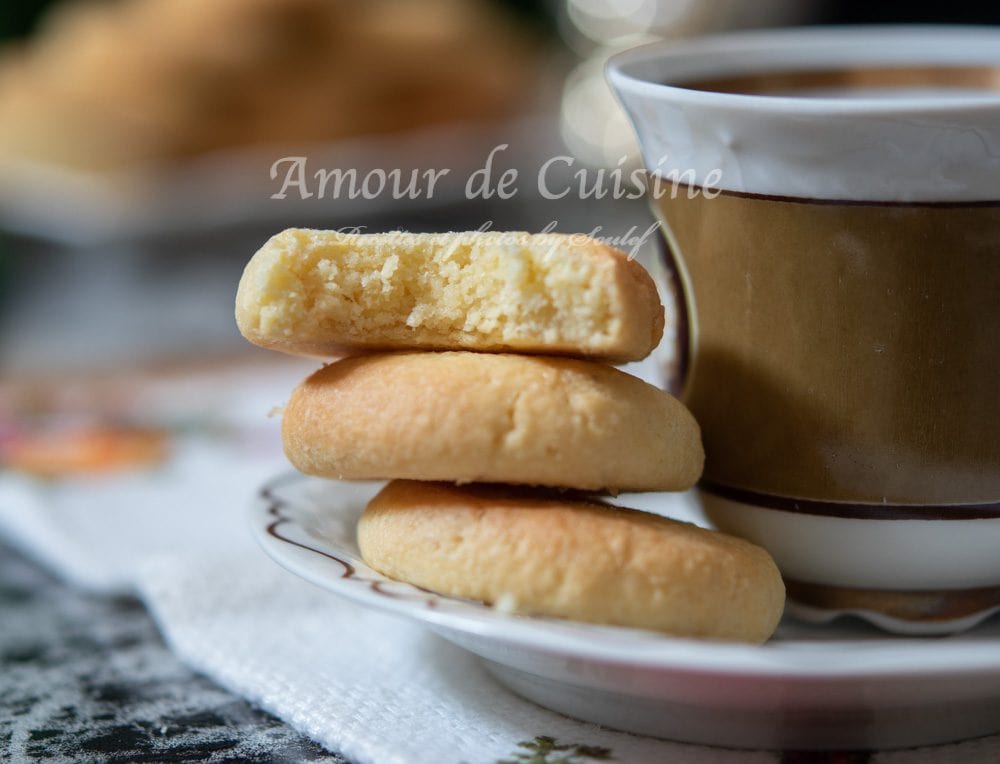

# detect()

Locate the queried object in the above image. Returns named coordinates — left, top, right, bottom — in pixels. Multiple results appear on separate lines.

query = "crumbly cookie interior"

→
left=243, top=229, right=621, bottom=349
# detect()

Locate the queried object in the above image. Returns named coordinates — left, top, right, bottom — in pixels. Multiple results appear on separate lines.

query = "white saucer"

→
left=251, top=473, right=1000, bottom=751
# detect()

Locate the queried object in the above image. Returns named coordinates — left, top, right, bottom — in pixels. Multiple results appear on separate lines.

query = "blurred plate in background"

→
left=0, top=116, right=561, bottom=246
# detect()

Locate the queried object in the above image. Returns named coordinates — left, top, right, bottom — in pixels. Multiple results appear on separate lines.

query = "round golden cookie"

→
left=282, top=351, right=703, bottom=492
left=358, top=480, right=786, bottom=642
left=236, top=229, right=664, bottom=364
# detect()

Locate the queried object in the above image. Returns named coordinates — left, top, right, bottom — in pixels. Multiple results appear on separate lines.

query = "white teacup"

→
left=608, top=26, right=1000, bottom=633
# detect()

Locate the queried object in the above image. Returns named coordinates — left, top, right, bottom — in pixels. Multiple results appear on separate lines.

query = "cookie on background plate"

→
left=281, top=351, right=703, bottom=493
left=358, top=480, right=785, bottom=642
left=236, top=229, right=664, bottom=363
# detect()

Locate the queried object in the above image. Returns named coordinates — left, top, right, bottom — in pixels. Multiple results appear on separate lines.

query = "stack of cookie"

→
left=237, top=229, right=784, bottom=642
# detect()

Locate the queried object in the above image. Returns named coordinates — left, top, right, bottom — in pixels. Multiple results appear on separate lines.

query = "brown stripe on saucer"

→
left=699, top=481, right=1000, bottom=520
left=786, top=579, right=1000, bottom=623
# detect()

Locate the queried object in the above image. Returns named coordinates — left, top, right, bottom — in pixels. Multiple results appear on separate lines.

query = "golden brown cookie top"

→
left=359, top=479, right=785, bottom=642
left=281, top=351, right=702, bottom=492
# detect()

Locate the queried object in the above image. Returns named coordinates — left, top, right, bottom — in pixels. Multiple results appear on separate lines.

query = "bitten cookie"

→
left=236, top=229, right=663, bottom=363
left=358, top=480, right=785, bottom=642
left=281, top=351, right=703, bottom=492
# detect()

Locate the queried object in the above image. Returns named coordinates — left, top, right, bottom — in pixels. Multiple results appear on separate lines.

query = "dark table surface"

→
left=0, top=538, right=352, bottom=763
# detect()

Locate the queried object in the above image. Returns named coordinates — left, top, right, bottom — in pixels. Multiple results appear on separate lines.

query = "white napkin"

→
left=1, top=364, right=998, bottom=764
left=0, top=443, right=772, bottom=764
